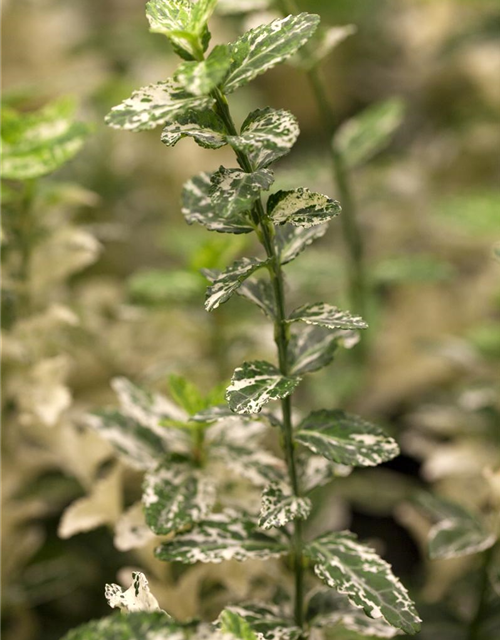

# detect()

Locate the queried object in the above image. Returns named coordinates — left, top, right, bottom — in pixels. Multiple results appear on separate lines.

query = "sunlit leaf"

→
left=259, top=481, right=311, bottom=530
left=168, top=374, right=207, bottom=415
left=105, top=572, right=163, bottom=613
left=288, top=303, right=367, bottom=330
left=220, top=610, right=258, bottom=640
left=268, top=188, right=341, bottom=228
left=175, top=45, right=232, bottom=96
left=203, top=257, right=270, bottom=311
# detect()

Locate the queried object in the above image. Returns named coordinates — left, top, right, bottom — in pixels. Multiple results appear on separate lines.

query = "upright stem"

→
left=212, top=88, right=305, bottom=629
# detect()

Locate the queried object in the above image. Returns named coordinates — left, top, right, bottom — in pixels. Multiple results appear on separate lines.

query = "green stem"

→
left=212, top=88, right=305, bottom=629
left=467, top=545, right=494, bottom=640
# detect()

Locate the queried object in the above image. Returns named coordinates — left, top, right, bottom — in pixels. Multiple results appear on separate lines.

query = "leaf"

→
left=237, top=278, right=276, bottom=318
left=204, top=257, right=270, bottom=312
left=210, top=167, right=274, bottom=218
left=182, top=172, right=254, bottom=234
left=259, top=482, right=311, bottom=530
left=227, top=108, right=300, bottom=169
left=226, top=361, right=301, bottom=414
left=105, top=571, right=163, bottom=613
left=288, top=303, right=368, bottom=330
left=220, top=603, right=301, bottom=640
left=143, top=463, right=216, bottom=535
left=155, top=509, right=287, bottom=563
left=296, top=410, right=399, bottom=467
left=114, top=502, right=155, bottom=552
left=213, top=442, right=286, bottom=487
left=307, top=589, right=400, bottom=639
left=276, top=224, right=328, bottom=266
left=334, top=98, right=405, bottom=169
left=105, top=80, right=213, bottom=132
left=60, top=612, right=184, bottom=640
left=220, top=610, right=258, bottom=640
left=128, top=268, right=204, bottom=304
left=294, top=25, right=357, bottom=71
left=267, top=188, right=341, bottom=228
left=1, top=99, right=89, bottom=180
left=223, top=13, right=320, bottom=94
left=287, top=325, right=338, bottom=376
left=167, top=374, right=206, bottom=415
left=305, top=531, right=421, bottom=635
left=416, top=493, right=497, bottom=560
left=217, top=0, right=271, bottom=15
left=190, top=404, right=236, bottom=423
left=300, top=454, right=352, bottom=494
left=175, top=45, right=232, bottom=96
left=161, top=109, right=226, bottom=148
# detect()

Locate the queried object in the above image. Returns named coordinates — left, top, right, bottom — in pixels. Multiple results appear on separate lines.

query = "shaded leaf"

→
left=300, top=454, right=352, bottom=493
left=161, top=109, right=226, bottom=148
left=226, top=360, right=301, bottom=414
left=60, top=612, right=187, bottom=640
left=182, top=172, right=254, bottom=234
left=220, top=603, right=301, bottom=640
left=175, top=45, right=232, bottom=96
left=105, top=572, right=162, bottom=613
left=288, top=303, right=367, bottom=330
left=288, top=325, right=338, bottom=376
left=294, top=25, right=357, bottom=71
left=305, top=531, right=421, bottom=635
left=210, top=166, right=274, bottom=218
left=268, top=188, right=340, bottom=228
left=296, top=410, right=399, bottom=467
left=223, top=13, right=320, bottom=94
left=237, top=278, right=276, bottom=318
left=204, top=257, right=270, bottom=312
left=155, top=509, right=287, bottom=563
left=259, top=481, right=311, bottom=530
left=214, top=442, right=286, bottom=487
left=276, top=224, right=327, bottom=266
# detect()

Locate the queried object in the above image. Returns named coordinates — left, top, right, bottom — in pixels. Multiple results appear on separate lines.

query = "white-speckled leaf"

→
left=288, top=303, right=368, bottom=330
left=161, top=109, right=226, bottom=148
left=203, top=257, right=270, bottom=311
left=175, top=45, right=231, bottom=96
left=296, top=410, right=399, bottom=467
left=223, top=13, right=320, bottom=94
left=213, top=442, right=286, bottom=487
left=210, top=167, right=274, bottom=217
left=259, top=482, right=311, bottom=530
left=300, top=454, right=352, bottom=494
left=287, top=325, right=338, bottom=376
left=227, top=108, right=299, bottom=169
left=105, top=572, right=163, bottom=613
left=220, top=603, right=301, bottom=640
left=305, top=531, right=421, bottom=635
left=334, top=98, right=405, bottom=169
left=155, top=509, right=288, bottom=563
left=268, top=188, right=341, bottom=228
left=105, top=80, right=213, bottom=131
left=182, top=172, right=254, bottom=234
left=226, top=360, right=301, bottom=414
left=307, top=589, right=400, bottom=638
left=276, top=224, right=327, bottom=266
left=60, top=612, right=184, bottom=640
left=237, top=278, right=276, bottom=318
left=294, top=25, right=357, bottom=71
left=143, top=462, right=216, bottom=535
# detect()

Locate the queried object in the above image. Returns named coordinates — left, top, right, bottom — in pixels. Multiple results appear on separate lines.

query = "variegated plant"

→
left=63, top=2, right=421, bottom=639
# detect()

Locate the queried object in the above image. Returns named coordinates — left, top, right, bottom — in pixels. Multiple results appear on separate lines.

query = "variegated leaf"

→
left=237, top=278, right=276, bottom=318
left=307, top=589, right=400, bottom=638
left=191, top=404, right=237, bottom=423
left=175, top=45, right=232, bottom=96
left=223, top=13, right=320, bottom=94
left=305, top=531, right=421, bottom=635
left=203, top=257, right=270, bottom=312
left=268, top=188, right=341, bottom=228
left=294, top=25, right=357, bottom=71
left=227, top=108, right=299, bottom=169
left=105, top=572, right=163, bottom=613
left=217, top=0, right=271, bottom=15
left=182, top=172, right=254, bottom=234
left=114, top=502, right=155, bottom=552
left=226, top=360, right=301, bottom=414
left=220, top=611, right=259, bottom=640
left=276, top=224, right=327, bottom=265
left=155, top=509, right=287, bottom=563
left=60, top=613, right=187, bottom=640
left=213, top=442, right=286, bottom=487
left=288, top=303, right=368, bottom=330
left=105, top=80, right=213, bottom=132
left=259, top=482, right=311, bottom=530
left=334, top=98, right=405, bottom=169
left=161, top=109, right=226, bottom=149
left=300, top=454, right=352, bottom=494
left=288, top=326, right=338, bottom=376
left=295, top=410, right=399, bottom=467
left=210, top=167, right=274, bottom=218
left=143, top=463, right=216, bottom=535
left=220, top=603, right=301, bottom=640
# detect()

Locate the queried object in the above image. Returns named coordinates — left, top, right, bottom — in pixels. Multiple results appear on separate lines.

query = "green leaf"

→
left=305, top=531, right=421, bottom=635
left=217, top=0, right=270, bottom=15
left=334, top=98, right=405, bottom=169
left=213, top=442, right=286, bottom=487
left=182, top=172, right=254, bottom=234
left=128, top=268, right=204, bottom=305
left=203, top=257, right=270, bottom=311
left=288, top=303, right=368, bottom=330
left=294, top=25, right=357, bottom=71
left=143, top=463, right=216, bottom=535
left=105, top=80, right=213, bottom=132
left=220, top=603, right=301, bottom=640
left=226, top=360, right=301, bottom=414
left=267, top=188, right=341, bottom=227
left=210, top=166, right=274, bottom=218
left=105, top=571, right=163, bottom=613
left=259, top=481, right=311, bottom=530
left=288, top=325, right=338, bottom=376
left=155, top=509, right=287, bottom=563
left=175, top=45, right=232, bottom=96
left=416, top=493, right=497, bottom=560
left=295, top=410, right=399, bottom=467
left=276, top=224, right=328, bottom=265
left=223, top=13, right=320, bottom=94
left=1, top=98, right=89, bottom=180
left=168, top=374, right=206, bottom=414
left=220, top=610, right=258, bottom=640
left=307, top=589, right=400, bottom=639
left=237, top=278, right=276, bottom=318
left=161, top=109, right=226, bottom=148
left=227, top=108, right=300, bottom=169
left=60, top=612, right=185, bottom=640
